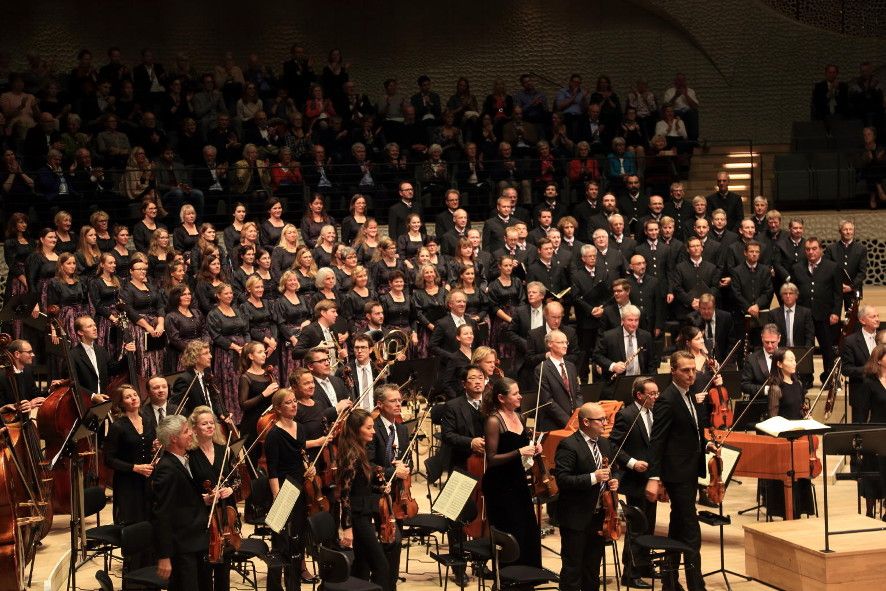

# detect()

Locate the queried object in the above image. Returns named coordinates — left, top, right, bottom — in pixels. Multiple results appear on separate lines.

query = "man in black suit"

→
left=467, top=229, right=495, bottom=284
left=610, top=378, right=659, bottom=589
left=434, top=189, right=466, bottom=239
left=645, top=351, right=711, bottom=591
left=811, top=64, right=849, bottom=120
left=708, top=210, right=739, bottom=248
left=586, top=193, right=620, bottom=240
left=152, top=415, right=211, bottom=590
left=68, top=316, right=132, bottom=401
left=527, top=208, right=556, bottom=246
left=0, top=339, right=55, bottom=413
left=492, top=226, right=536, bottom=280
left=306, top=347, right=353, bottom=422
left=705, top=171, right=744, bottom=232
left=686, top=293, right=735, bottom=364
left=366, top=384, right=409, bottom=591
left=609, top=214, right=638, bottom=260
left=440, top=207, right=470, bottom=257
left=292, top=299, right=349, bottom=362
left=590, top=228, right=626, bottom=279
left=825, top=219, right=868, bottom=309
left=349, top=334, right=383, bottom=411
left=740, top=324, right=781, bottom=397
left=534, top=331, right=581, bottom=432
left=503, top=282, right=547, bottom=370
left=429, top=290, right=479, bottom=360
left=481, top=195, right=516, bottom=254
left=770, top=283, right=815, bottom=349
left=730, top=241, right=774, bottom=341
left=722, top=219, right=774, bottom=272
left=663, top=182, right=691, bottom=242
left=387, top=180, right=424, bottom=239
left=141, top=376, right=173, bottom=435
left=792, top=237, right=843, bottom=380
left=553, top=402, right=620, bottom=591
left=171, top=341, right=230, bottom=419
left=633, top=219, right=672, bottom=281
left=671, top=237, right=721, bottom=321
left=773, top=218, right=807, bottom=300
left=572, top=180, right=602, bottom=243
left=594, top=305, right=657, bottom=389
left=626, top=255, right=666, bottom=338
left=840, top=303, right=880, bottom=422
left=571, top=246, right=612, bottom=382
left=525, top=237, right=568, bottom=297
left=692, top=219, right=724, bottom=267
left=617, top=175, right=648, bottom=239
left=600, top=278, right=635, bottom=333
left=523, top=301, right=580, bottom=379
left=532, top=182, right=568, bottom=228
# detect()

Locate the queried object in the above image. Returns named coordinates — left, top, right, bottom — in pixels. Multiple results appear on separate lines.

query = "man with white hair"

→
left=594, top=304, right=656, bottom=388
left=534, top=330, right=580, bottom=431
left=841, top=303, right=880, bottom=422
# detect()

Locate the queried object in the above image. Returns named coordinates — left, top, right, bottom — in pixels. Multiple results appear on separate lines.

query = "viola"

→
left=255, top=410, right=278, bottom=472
left=529, top=429, right=558, bottom=500
left=203, top=480, right=242, bottom=563
left=706, top=447, right=726, bottom=505
left=463, top=451, right=488, bottom=539
left=301, top=449, right=330, bottom=515
left=375, top=466, right=398, bottom=544
left=706, top=356, right=733, bottom=430
left=391, top=471, right=419, bottom=520
left=598, top=457, right=625, bottom=541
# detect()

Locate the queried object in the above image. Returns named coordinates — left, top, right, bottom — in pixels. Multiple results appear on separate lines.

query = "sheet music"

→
left=265, top=478, right=302, bottom=533
left=432, top=470, right=477, bottom=521
left=756, top=416, right=828, bottom=437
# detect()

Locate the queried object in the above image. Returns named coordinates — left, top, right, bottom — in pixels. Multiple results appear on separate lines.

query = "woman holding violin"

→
left=678, top=326, right=724, bottom=426
left=859, top=344, right=886, bottom=518
left=264, top=388, right=325, bottom=589
left=238, top=341, right=279, bottom=451
left=480, top=377, right=542, bottom=568
left=337, top=408, right=393, bottom=591
left=188, top=405, right=240, bottom=591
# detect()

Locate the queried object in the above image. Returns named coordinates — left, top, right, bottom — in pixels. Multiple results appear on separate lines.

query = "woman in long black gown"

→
left=121, top=255, right=166, bottom=390
left=859, top=344, right=886, bottom=517
left=487, top=255, right=524, bottom=362
left=238, top=341, right=279, bottom=449
left=47, top=252, right=93, bottom=346
left=481, top=377, right=542, bottom=567
left=89, top=253, right=122, bottom=359
left=411, top=264, right=446, bottom=359
left=207, top=282, right=251, bottom=424
left=3, top=213, right=34, bottom=338
left=241, top=275, right=279, bottom=368
left=165, top=284, right=208, bottom=372
left=272, top=271, right=312, bottom=385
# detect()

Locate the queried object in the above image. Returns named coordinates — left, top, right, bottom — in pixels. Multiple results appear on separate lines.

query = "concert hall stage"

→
left=744, top=515, right=886, bottom=591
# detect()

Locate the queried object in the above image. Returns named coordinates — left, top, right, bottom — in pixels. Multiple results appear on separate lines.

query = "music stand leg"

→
left=701, top=502, right=750, bottom=590
left=66, top=457, right=83, bottom=591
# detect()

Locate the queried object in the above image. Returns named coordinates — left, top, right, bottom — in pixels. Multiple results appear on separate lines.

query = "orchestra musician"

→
left=349, top=333, right=382, bottom=412
left=859, top=344, right=886, bottom=518
left=305, top=346, right=353, bottom=421
left=472, top=346, right=499, bottom=387
left=188, top=406, right=241, bottom=591
left=610, top=377, right=658, bottom=589
left=152, top=414, right=212, bottom=591
left=535, top=330, right=580, bottom=432
left=740, top=324, right=781, bottom=398
left=686, top=293, right=734, bottom=364
left=366, top=385, right=410, bottom=590
left=593, top=305, right=656, bottom=390
left=265, top=388, right=326, bottom=590
left=677, top=326, right=724, bottom=420
left=172, top=340, right=229, bottom=420
left=105, top=384, right=155, bottom=526
left=770, top=283, right=815, bottom=349
left=141, top=375, right=173, bottom=434
left=645, top=351, right=712, bottom=591
left=337, top=408, right=394, bottom=591
left=553, top=402, right=620, bottom=591
left=68, top=315, right=133, bottom=402
left=0, top=339, right=52, bottom=413
left=841, top=303, right=880, bottom=423
left=481, top=377, right=542, bottom=567
left=238, top=341, right=280, bottom=445
left=292, top=299, right=350, bottom=362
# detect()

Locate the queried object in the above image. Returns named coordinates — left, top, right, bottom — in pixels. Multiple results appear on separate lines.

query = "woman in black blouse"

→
left=311, top=224, right=338, bottom=269
left=455, top=264, right=488, bottom=345
left=190, top=222, right=221, bottom=278
left=238, top=341, right=279, bottom=449
left=337, top=408, right=392, bottom=591
left=312, top=267, right=340, bottom=310
left=207, top=282, right=251, bottom=424
left=104, top=384, right=154, bottom=525
left=222, top=203, right=247, bottom=255
left=241, top=276, right=279, bottom=368
left=161, top=259, right=189, bottom=298
left=53, top=210, right=76, bottom=255
left=90, top=253, right=122, bottom=358
left=265, top=388, right=326, bottom=589
left=110, top=225, right=132, bottom=280
left=341, top=194, right=368, bottom=247
left=396, top=213, right=427, bottom=264
left=333, top=246, right=360, bottom=293
left=270, top=223, right=300, bottom=277
left=272, top=270, right=311, bottom=383
left=26, top=227, right=58, bottom=311
left=353, top=217, right=379, bottom=266
left=231, top=244, right=256, bottom=299
left=447, top=237, right=479, bottom=287
left=260, top=196, right=286, bottom=249
left=425, top=236, right=448, bottom=281
left=147, top=228, right=175, bottom=286
left=368, top=238, right=403, bottom=297
left=380, top=270, right=415, bottom=351
left=132, top=195, right=167, bottom=253
left=860, top=344, right=886, bottom=517
left=411, top=263, right=446, bottom=359
left=254, top=248, right=278, bottom=301
left=293, top=246, right=318, bottom=300
left=300, top=193, right=334, bottom=249
left=122, top=255, right=166, bottom=390
left=3, top=213, right=34, bottom=338
left=90, top=211, right=114, bottom=253
left=195, top=254, right=227, bottom=316
left=165, top=284, right=207, bottom=372
left=487, top=254, right=523, bottom=362
left=74, top=225, right=101, bottom=277
left=340, top=265, right=374, bottom=334
left=172, top=203, right=200, bottom=256
left=48, top=252, right=93, bottom=348
left=232, top=221, right=260, bottom=270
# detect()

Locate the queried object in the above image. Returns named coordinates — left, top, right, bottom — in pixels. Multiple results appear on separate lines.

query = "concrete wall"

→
left=2, top=0, right=884, bottom=143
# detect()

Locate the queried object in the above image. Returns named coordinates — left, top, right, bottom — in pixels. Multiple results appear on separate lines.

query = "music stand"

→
left=0, top=292, right=37, bottom=323
left=389, top=357, right=438, bottom=393
left=579, top=382, right=604, bottom=403
left=612, top=375, right=655, bottom=404
left=820, top=426, right=886, bottom=552
left=787, top=347, right=814, bottom=376
left=429, top=469, right=479, bottom=587
left=51, top=401, right=112, bottom=591
left=699, top=444, right=748, bottom=590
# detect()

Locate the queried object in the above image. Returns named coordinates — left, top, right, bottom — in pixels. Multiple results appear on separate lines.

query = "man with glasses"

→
left=293, top=299, right=348, bottom=364
left=535, top=330, right=580, bottom=432
left=0, top=339, right=65, bottom=414
left=646, top=351, right=712, bottom=591
left=387, top=180, right=424, bottom=240
left=610, top=378, right=659, bottom=589
left=305, top=346, right=352, bottom=422
left=553, top=402, right=620, bottom=591
left=348, top=333, right=384, bottom=411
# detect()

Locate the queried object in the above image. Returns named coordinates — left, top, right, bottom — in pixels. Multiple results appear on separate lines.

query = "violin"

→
left=301, top=449, right=330, bottom=515
left=375, top=466, right=398, bottom=544
left=203, top=479, right=242, bottom=563
left=528, top=428, right=558, bottom=500
left=705, top=355, right=733, bottom=430
left=706, top=447, right=726, bottom=505
left=598, top=457, right=625, bottom=541
left=391, top=470, right=419, bottom=520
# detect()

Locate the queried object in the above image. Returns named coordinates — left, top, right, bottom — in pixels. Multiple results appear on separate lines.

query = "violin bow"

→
left=804, top=357, right=842, bottom=419
left=384, top=405, right=431, bottom=487
left=150, top=373, right=202, bottom=465
left=697, top=339, right=742, bottom=393
left=206, top=430, right=233, bottom=529
left=220, top=419, right=276, bottom=486
left=520, top=401, right=552, bottom=417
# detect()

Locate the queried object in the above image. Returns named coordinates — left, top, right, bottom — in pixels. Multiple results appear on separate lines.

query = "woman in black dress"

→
left=341, top=194, right=368, bottom=246
left=293, top=246, right=318, bottom=301
left=677, top=326, right=724, bottom=426
left=411, top=264, right=446, bottom=358
left=53, top=210, right=76, bottom=255
left=300, top=193, right=335, bottom=249
left=440, top=324, right=475, bottom=400
left=446, top=237, right=477, bottom=287
left=455, top=264, right=489, bottom=345
left=481, top=377, right=542, bottom=567
left=311, top=267, right=340, bottom=310
left=147, top=228, right=175, bottom=286
left=271, top=223, right=301, bottom=277
left=188, top=405, right=240, bottom=591
left=260, top=196, right=286, bottom=249
left=380, top=271, right=415, bottom=352
left=353, top=218, right=379, bottom=266
left=121, top=255, right=166, bottom=390
left=110, top=225, right=132, bottom=280
left=26, top=227, right=59, bottom=312
left=333, top=246, right=359, bottom=293
left=860, top=344, right=886, bottom=517
left=74, top=225, right=101, bottom=277
left=396, top=213, right=427, bottom=262
left=254, top=248, right=278, bottom=301
left=104, top=384, right=155, bottom=525
left=190, top=222, right=221, bottom=278
left=425, top=237, right=448, bottom=282
left=265, top=388, right=326, bottom=589
left=311, top=224, right=338, bottom=269
left=487, top=255, right=524, bottom=362
left=231, top=244, right=256, bottom=300
left=207, top=282, right=251, bottom=424
left=132, top=196, right=167, bottom=253
left=337, top=408, right=392, bottom=591
left=340, top=266, right=374, bottom=335
left=222, top=203, right=247, bottom=256
left=231, top=221, right=260, bottom=272
left=195, top=254, right=227, bottom=316
left=47, top=252, right=93, bottom=346
left=90, top=210, right=114, bottom=253
left=368, top=238, right=404, bottom=297
left=241, top=275, right=279, bottom=368
left=273, top=271, right=312, bottom=384
left=165, top=284, right=208, bottom=372
left=172, top=203, right=200, bottom=256
left=89, top=253, right=122, bottom=358
left=238, top=341, right=280, bottom=449
left=4, top=213, right=34, bottom=338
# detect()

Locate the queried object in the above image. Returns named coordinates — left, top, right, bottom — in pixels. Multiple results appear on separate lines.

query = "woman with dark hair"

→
left=455, top=265, right=488, bottom=344
left=110, top=225, right=132, bottom=280
left=254, top=248, right=278, bottom=301
left=53, top=211, right=76, bottom=255
left=337, top=408, right=392, bottom=591
left=89, top=253, right=122, bottom=358
left=272, top=270, right=312, bottom=384
left=104, top=384, right=154, bottom=525
left=860, top=344, right=886, bottom=516
left=271, top=223, right=300, bottom=277
left=487, top=254, right=524, bottom=361
left=161, top=259, right=189, bottom=296
left=446, top=237, right=479, bottom=287
left=293, top=246, right=318, bottom=300
left=26, top=228, right=59, bottom=312
left=481, top=377, right=542, bottom=567
left=3, top=213, right=34, bottom=338
left=165, top=284, right=207, bottom=372
left=48, top=252, right=93, bottom=348
left=121, top=254, right=166, bottom=388
left=132, top=196, right=167, bottom=253
left=440, top=324, right=475, bottom=399
left=74, top=225, right=101, bottom=277
left=222, top=203, right=247, bottom=255
left=189, top=222, right=220, bottom=278
left=300, top=193, right=334, bottom=249
left=320, top=48, right=349, bottom=105
left=194, top=254, right=226, bottom=316
left=341, top=194, right=368, bottom=246
left=380, top=270, right=414, bottom=351
left=261, top=196, right=286, bottom=248
left=241, top=275, right=279, bottom=368
left=238, top=341, right=279, bottom=447
left=677, top=325, right=723, bottom=425
left=368, top=238, right=404, bottom=297
left=590, top=74, right=622, bottom=131
left=231, top=243, right=256, bottom=299
left=353, top=217, right=379, bottom=265
left=207, top=282, right=250, bottom=423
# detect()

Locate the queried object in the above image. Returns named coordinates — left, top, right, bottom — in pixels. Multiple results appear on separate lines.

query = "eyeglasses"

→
left=587, top=416, right=608, bottom=423
left=311, top=358, right=331, bottom=364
